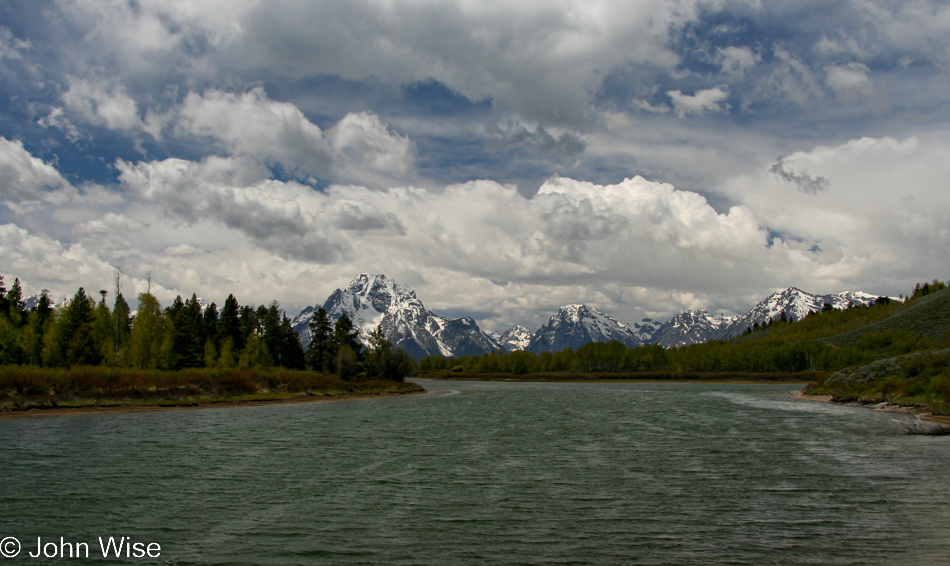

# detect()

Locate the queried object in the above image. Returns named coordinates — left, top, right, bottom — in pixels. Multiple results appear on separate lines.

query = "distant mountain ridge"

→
left=291, top=276, right=886, bottom=357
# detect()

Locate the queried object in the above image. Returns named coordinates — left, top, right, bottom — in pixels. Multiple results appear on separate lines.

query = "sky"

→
left=1, top=0, right=950, bottom=333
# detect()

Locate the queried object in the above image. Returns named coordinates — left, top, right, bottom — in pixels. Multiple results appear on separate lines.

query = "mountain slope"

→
left=651, top=310, right=736, bottom=348
left=527, top=305, right=643, bottom=353
left=292, top=274, right=501, bottom=360
left=495, top=325, right=533, bottom=352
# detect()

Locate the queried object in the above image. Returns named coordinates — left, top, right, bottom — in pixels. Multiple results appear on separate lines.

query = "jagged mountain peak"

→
left=292, top=274, right=500, bottom=360
left=527, top=304, right=642, bottom=353
left=651, top=309, right=736, bottom=348
left=497, top=325, right=532, bottom=352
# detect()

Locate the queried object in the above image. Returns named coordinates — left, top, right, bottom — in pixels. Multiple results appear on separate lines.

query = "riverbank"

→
left=423, top=370, right=820, bottom=383
left=0, top=386, right=425, bottom=419
left=791, top=389, right=950, bottom=426
left=0, top=366, right=425, bottom=418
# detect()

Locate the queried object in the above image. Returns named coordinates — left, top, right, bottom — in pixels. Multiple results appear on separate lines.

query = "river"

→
left=1, top=380, right=949, bottom=564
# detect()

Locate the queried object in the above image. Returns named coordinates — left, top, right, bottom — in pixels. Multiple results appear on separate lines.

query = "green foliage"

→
left=363, top=325, right=415, bottom=382
left=58, top=288, right=102, bottom=367
left=0, top=366, right=422, bottom=411
left=305, top=307, right=333, bottom=372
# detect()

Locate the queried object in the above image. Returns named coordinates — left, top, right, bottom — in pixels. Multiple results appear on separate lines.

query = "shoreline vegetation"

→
left=0, top=366, right=423, bottom=417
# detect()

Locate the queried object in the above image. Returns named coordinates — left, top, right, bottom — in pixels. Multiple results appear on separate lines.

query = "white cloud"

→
left=718, top=46, right=760, bottom=78
left=0, top=223, right=121, bottom=299
left=59, top=76, right=145, bottom=131
left=175, top=88, right=415, bottom=187
left=0, top=137, right=74, bottom=207
left=666, top=87, right=730, bottom=117
left=720, top=135, right=950, bottom=293
left=52, top=0, right=714, bottom=128
left=824, top=62, right=871, bottom=96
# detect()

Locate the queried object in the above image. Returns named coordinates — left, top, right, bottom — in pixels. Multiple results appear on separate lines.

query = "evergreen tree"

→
left=219, top=294, right=242, bottom=353
left=330, top=313, right=362, bottom=378
left=92, top=291, right=114, bottom=364
left=5, top=277, right=26, bottom=327
left=112, top=292, right=131, bottom=363
left=56, top=288, right=102, bottom=366
left=305, top=307, right=333, bottom=372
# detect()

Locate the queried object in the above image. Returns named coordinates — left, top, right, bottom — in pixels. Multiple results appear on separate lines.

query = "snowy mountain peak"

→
left=651, top=309, right=736, bottom=348
left=292, top=274, right=500, bottom=360
left=527, top=304, right=642, bottom=353
left=497, top=325, right=532, bottom=351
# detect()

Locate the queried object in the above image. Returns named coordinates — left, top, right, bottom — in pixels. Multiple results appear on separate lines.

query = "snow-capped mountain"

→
left=632, top=318, right=663, bottom=343
left=494, top=325, right=533, bottom=352
left=650, top=310, right=737, bottom=348
left=526, top=304, right=643, bottom=353
left=292, top=274, right=502, bottom=360
left=719, top=287, right=882, bottom=339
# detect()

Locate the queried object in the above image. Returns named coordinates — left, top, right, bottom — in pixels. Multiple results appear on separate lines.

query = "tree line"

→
left=0, top=273, right=414, bottom=382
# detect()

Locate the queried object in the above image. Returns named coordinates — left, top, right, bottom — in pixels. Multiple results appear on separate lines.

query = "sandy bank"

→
left=0, top=389, right=425, bottom=419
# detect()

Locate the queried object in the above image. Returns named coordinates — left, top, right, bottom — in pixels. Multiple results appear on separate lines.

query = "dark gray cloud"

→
left=769, top=158, right=830, bottom=195
left=486, top=121, right=587, bottom=158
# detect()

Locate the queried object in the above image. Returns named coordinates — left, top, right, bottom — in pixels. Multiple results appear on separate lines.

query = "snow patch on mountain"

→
left=527, top=304, right=643, bottom=353
left=651, top=310, right=737, bottom=348
left=292, top=274, right=501, bottom=360
left=496, top=325, right=532, bottom=351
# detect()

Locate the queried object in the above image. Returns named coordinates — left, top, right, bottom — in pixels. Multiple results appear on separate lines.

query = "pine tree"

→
left=305, top=307, right=333, bottom=372
left=330, top=313, right=362, bottom=379
left=219, top=294, right=242, bottom=353
left=5, top=278, right=26, bottom=327
left=112, top=292, right=131, bottom=363
left=59, top=287, right=101, bottom=366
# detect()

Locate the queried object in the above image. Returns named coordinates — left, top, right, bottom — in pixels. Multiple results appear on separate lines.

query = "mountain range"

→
left=292, top=274, right=885, bottom=359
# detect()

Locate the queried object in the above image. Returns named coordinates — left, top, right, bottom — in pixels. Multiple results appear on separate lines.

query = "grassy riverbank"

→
left=0, top=366, right=423, bottom=414
left=803, top=348, right=950, bottom=415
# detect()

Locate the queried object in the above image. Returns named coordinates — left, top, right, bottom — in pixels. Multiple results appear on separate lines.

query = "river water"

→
left=2, top=380, right=949, bottom=565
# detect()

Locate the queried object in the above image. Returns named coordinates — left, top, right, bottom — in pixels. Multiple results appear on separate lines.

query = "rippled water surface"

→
left=2, top=380, right=950, bottom=565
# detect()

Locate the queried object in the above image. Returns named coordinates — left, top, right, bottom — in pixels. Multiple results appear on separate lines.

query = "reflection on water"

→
left=2, top=380, right=949, bottom=565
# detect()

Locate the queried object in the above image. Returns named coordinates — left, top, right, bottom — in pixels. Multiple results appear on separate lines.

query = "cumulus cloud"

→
left=175, top=88, right=414, bottom=186
left=721, top=135, right=950, bottom=293
left=0, top=223, right=120, bottom=296
left=666, top=87, right=730, bottom=117
left=0, top=137, right=74, bottom=207
left=59, top=76, right=146, bottom=131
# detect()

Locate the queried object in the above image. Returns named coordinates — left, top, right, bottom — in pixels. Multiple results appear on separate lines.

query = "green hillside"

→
left=803, top=285, right=950, bottom=415
left=820, top=285, right=950, bottom=347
